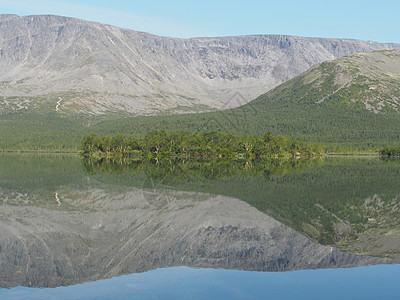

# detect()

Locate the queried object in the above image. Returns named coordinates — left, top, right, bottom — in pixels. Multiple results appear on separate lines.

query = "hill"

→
left=76, top=50, right=399, bottom=152
left=256, top=49, right=400, bottom=114
left=2, top=50, right=400, bottom=151
left=1, top=14, right=399, bottom=116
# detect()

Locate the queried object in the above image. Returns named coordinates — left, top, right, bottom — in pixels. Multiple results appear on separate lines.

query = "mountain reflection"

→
left=0, top=154, right=399, bottom=288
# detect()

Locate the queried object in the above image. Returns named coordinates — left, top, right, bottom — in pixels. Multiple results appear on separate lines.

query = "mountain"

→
left=253, top=49, right=400, bottom=114
left=2, top=49, right=400, bottom=151
left=1, top=14, right=399, bottom=116
left=84, top=49, right=400, bottom=151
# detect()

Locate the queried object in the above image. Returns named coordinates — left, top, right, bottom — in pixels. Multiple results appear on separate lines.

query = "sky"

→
left=1, top=0, right=399, bottom=43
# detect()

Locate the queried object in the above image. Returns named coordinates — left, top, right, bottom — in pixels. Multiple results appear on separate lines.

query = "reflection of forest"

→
left=82, top=157, right=321, bottom=180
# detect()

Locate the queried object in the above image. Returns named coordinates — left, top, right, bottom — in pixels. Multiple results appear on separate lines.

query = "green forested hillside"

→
left=87, top=50, right=400, bottom=152
left=1, top=99, right=398, bottom=152
left=0, top=112, right=87, bottom=151
left=1, top=50, right=400, bottom=152
left=88, top=98, right=400, bottom=152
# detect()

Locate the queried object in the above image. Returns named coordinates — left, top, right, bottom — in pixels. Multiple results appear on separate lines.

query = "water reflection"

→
left=84, top=156, right=400, bottom=257
left=0, top=154, right=399, bottom=288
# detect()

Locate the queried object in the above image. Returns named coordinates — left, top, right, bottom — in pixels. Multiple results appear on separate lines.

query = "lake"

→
left=0, top=154, right=400, bottom=299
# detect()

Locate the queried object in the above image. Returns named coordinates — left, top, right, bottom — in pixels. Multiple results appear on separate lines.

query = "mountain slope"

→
left=1, top=50, right=400, bottom=151
left=255, top=49, right=400, bottom=113
left=87, top=50, right=400, bottom=151
left=1, top=14, right=399, bottom=115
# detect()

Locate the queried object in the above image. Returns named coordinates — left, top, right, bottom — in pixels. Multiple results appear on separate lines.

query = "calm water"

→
left=0, top=154, right=400, bottom=299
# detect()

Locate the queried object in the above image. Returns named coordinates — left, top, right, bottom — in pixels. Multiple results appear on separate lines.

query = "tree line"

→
left=81, top=130, right=325, bottom=158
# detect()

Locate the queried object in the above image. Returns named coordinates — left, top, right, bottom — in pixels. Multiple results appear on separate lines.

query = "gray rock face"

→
left=1, top=14, right=400, bottom=115
left=0, top=188, right=397, bottom=288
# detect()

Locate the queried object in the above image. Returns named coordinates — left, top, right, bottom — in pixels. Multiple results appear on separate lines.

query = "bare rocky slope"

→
left=1, top=14, right=399, bottom=115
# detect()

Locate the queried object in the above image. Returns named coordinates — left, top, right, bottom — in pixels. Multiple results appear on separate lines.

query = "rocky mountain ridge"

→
left=1, top=14, right=400, bottom=115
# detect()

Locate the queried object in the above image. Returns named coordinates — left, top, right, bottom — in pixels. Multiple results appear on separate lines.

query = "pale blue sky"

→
left=1, top=0, right=399, bottom=43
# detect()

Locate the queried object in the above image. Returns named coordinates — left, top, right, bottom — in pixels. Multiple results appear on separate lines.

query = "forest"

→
left=1, top=89, right=399, bottom=154
left=80, top=130, right=325, bottom=158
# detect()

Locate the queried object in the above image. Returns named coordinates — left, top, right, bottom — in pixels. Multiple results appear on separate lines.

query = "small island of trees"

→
left=379, top=147, right=400, bottom=157
left=81, top=130, right=324, bottom=158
